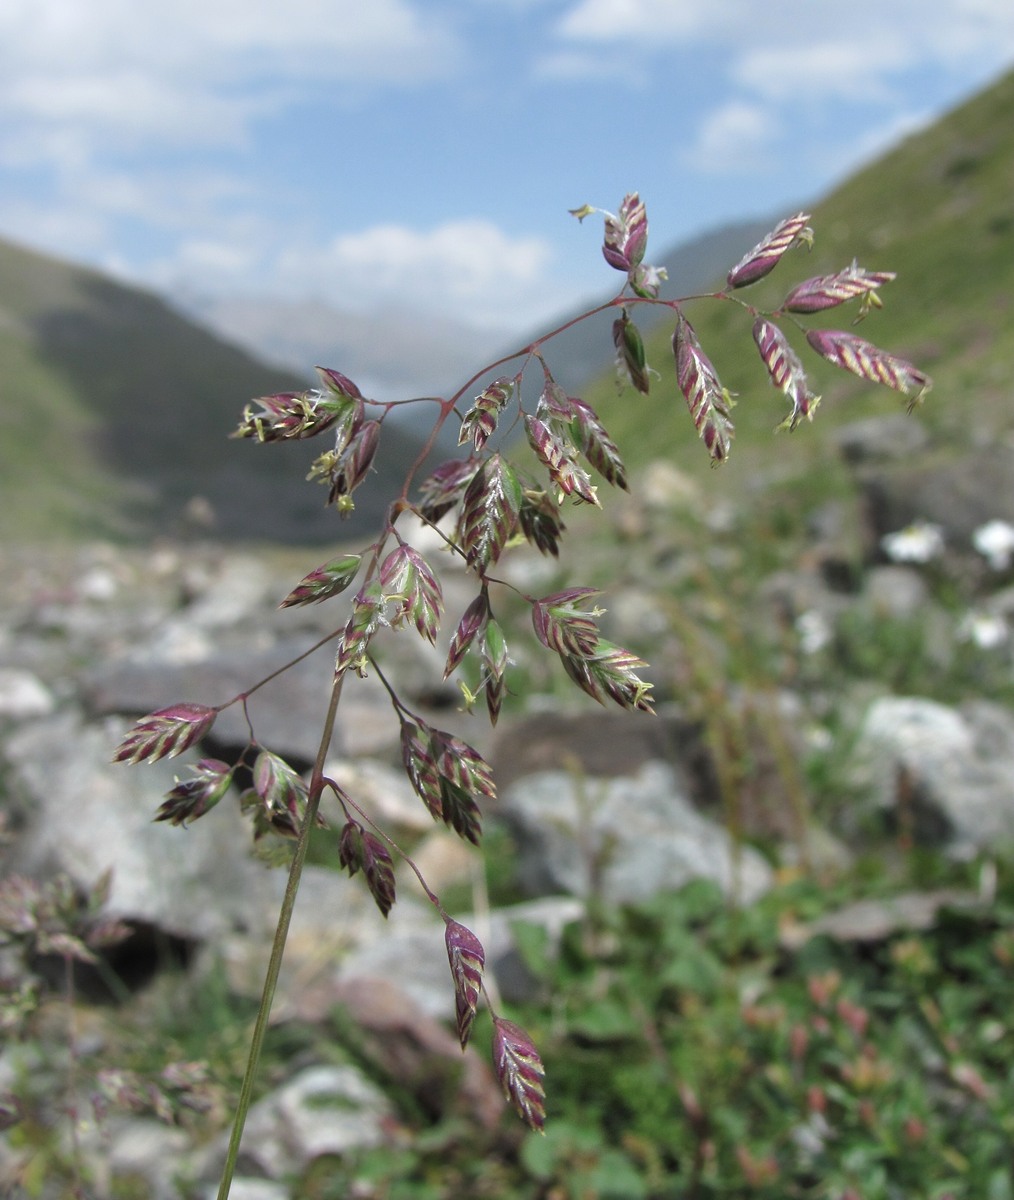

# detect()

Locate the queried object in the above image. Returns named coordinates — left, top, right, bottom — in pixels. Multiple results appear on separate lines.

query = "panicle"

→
left=459, top=377, right=515, bottom=451
left=574, top=193, right=667, bottom=298
left=416, top=457, right=480, bottom=525
left=444, top=590, right=490, bottom=680
left=518, top=489, right=566, bottom=557
left=613, top=311, right=651, bottom=395
left=379, top=544, right=443, bottom=643
left=232, top=389, right=349, bottom=443
left=602, top=192, right=648, bottom=274
left=240, top=749, right=316, bottom=839
left=458, top=453, right=524, bottom=571
left=338, top=820, right=396, bottom=917
left=782, top=262, right=895, bottom=316
left=752, top=317, right=820, bottom=430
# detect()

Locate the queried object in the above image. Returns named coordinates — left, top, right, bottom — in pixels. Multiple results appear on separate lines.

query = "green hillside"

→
left=0, top=241, right=422, bottom=544
left=581, top=66, right=1014, bottom=497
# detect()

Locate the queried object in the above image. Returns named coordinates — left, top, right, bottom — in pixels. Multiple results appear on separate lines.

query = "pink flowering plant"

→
left=113, top=193, right=930, bottom=1197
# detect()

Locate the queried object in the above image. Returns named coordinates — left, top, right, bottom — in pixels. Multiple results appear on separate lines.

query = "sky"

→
left=2, top=0, right=1014, bottom=394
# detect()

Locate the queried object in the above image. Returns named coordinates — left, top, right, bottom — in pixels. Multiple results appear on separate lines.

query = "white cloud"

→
left=0, top=0, right=455, bottom=80
left=557, top=0, right=1014, bottom=53
left=0, top=0, right=459, bottom=157
left=556, top=0, right=709, bottom=42
left=684, top=102, right=779, bottom=175
left=733, top=40, right=910, bottom=104
left=533, top=47, right=643, bottom=83
left=127, top=216, right=565, bottom=337
left=275, top=219, right=562, bottom=331
left=555, top=0, right=1014, bottom=90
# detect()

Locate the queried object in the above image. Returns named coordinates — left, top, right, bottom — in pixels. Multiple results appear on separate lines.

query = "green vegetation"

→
left=8, top=848, right=1014, bottom=1199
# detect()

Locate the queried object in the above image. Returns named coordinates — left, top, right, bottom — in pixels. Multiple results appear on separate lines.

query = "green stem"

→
left=216, top=672, right=345, bottom=1200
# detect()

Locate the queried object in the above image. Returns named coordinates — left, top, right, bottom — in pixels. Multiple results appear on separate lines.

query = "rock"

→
left=760, top=566, right=851, bottom=638
left=859, top=445, right=1014, bottom=548
left=861, top=565, right=929, bottom=619
left=640, top=460, right=704, bottom=510
left=491, top=706, right=708, bottom=793
left=853, top=695, right=1014, bottom=854
left=600, top=585, right=670, bottom=645
left=220, top=863, right=394, bottom=1013
left=477, top=895, right=586, bottom=1003
left=327, top=976, right=503, bottom=1129
left=401, top=828, right=478, bottom=893
left=0, top=668, right=55, bottom=720
left=325, top=757, right=436, bottom=834
left=102, top=1117, right=193, bottom=1200
left=500, top=760, right=772, bottom=905
left=84, top=636, right=470, bottom=768
left=82, top=638, right=342, bottom=765
left=780, top=887, right=981, bottom=949
left=174, top=554, right=277, bottom=630
left=200, top=1180, right=289, bottom=1200
left=3, top=710, right=267, bottom=941
left=833, top=413, right=931, bottom=466
left=207, top=1065, right=392, bottom=1182
left=331, top=899, right=452, bottom=1021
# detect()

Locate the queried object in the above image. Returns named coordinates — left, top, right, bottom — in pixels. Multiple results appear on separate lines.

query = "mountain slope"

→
left=0, top=240, right=425, bottom=543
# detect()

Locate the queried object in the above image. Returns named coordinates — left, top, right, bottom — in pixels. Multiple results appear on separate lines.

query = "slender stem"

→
left=395, top=396, right=457, bottom=506
left=216, top=672, right=345, bottom=1200
left=236, top=624, right=346, bottom=703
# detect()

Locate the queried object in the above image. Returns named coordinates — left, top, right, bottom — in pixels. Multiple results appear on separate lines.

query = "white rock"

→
left=237, top=1065, right=391, bottom=1178
left=855, top=695, right=1014, bottom=854
left=0, top=669, right=55, bottom=719
left=502, top=760, right=772, bottom=905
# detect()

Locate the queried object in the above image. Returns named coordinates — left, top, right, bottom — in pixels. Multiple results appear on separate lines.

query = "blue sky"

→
left=2, top=0, right=1013, bottom=391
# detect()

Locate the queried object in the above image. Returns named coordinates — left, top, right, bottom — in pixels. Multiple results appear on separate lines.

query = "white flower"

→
left=795, top=609, right=832, bottom=654
left=790, top=1111, right=831, bottom=1158
left=973, top=519, right=1014, bottom=571
left=880, top=521, right=944, bottom=564
left=957, top=610, right=1008, bottom=649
